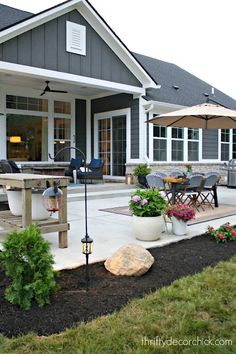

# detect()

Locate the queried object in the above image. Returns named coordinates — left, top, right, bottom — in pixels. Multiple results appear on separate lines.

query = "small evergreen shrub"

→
left=0, top=225, right=57, bottom=310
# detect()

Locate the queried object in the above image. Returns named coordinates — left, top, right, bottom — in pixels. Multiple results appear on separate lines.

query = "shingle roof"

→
left=133, top=52, right=236, bottom=110
left=0, top=4, right=32, bottom=31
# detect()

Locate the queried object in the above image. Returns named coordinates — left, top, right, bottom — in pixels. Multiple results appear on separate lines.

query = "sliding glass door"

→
left=97, top=114, right=126, bottom=176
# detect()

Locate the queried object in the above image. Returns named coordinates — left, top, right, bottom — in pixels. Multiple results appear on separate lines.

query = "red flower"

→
left=217, top=234, right=225, bottom=239
left=209, top=227, right=214, bottom=231
left=232, top=232, right=236, bottom=236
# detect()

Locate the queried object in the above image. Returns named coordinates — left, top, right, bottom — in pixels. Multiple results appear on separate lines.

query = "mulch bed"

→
left=1, top=234, right=236, bottom=338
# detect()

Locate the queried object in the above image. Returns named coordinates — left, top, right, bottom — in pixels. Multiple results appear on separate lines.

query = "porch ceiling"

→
left=0, top=73, right=112, bottom=98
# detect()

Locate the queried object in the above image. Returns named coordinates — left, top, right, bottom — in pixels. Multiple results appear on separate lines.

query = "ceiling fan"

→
left=40, top=81, right=68, bottom=96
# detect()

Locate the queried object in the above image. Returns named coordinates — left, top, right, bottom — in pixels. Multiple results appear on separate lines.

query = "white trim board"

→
left=0, top=61, right=145, bottom=95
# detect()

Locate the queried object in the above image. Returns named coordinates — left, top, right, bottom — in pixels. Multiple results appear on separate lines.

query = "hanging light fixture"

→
left=42, top=181, right=63, bottom=213
left=9, top=136, right=21, bottom=143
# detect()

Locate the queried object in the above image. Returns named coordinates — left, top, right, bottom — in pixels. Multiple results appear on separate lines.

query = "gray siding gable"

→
left=0, top=10, right=142, bottom=87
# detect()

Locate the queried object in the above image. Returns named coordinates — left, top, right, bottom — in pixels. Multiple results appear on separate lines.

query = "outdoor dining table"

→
left=163, top=176, right=189, bottom=205
left=163, top=175, right=219, bottom=207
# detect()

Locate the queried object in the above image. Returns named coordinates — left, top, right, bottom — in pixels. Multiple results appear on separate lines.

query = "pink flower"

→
left=132, top=195, right=141, bottom=202
left=141, top=199, right=148, bottom=206
left=209, top=226, right=214, bottom=231
left=160, top=191, right=166, bottom=199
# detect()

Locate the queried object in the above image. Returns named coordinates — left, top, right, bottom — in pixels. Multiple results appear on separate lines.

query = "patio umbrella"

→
left=147, top=103, right=236, bottom=129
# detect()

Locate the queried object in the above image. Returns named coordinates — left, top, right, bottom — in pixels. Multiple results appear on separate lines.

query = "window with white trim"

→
left=221, top=129, right=230, bottom=161
left=6, top=95, right=48, bottom=111
left=233, top=129, right=236, bottom=158
left=171, top=127, right=184, bottom=161
left=188, top=128, right=199, bottom=161
left=153, top=125, right=167, bottom=161
left=66, top=21, right=86, bottom=56
left=54, top=101, right=72, bottom=161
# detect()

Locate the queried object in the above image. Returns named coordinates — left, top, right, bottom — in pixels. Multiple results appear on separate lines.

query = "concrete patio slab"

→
left=43, top=186, right=236, bottom=270
left=0, top=185, right=235, bottom=270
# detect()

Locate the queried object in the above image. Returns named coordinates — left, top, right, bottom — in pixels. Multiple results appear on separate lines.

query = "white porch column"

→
left=0, top=92, right=6, bottom=159
left=86, top=98, right=91, bottom=161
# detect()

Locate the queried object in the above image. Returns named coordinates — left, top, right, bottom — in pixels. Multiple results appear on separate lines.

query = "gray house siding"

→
left=91, top=93, right=139, bottom=159
left=75, top=99, right=87, bottom=156
left=0, top=10, right=142, bottom=87
left=202, top=130, right=218, bottom=159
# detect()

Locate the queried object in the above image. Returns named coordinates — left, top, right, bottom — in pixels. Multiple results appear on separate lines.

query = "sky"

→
left=1, top=0, right=236, bottom=99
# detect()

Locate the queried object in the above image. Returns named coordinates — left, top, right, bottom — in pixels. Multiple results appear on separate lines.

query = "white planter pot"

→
left=132, top=215, right=165, bottom=241
left=171, top=216, right=187, bottom=235
left=7, top=190, right=50, bottom=220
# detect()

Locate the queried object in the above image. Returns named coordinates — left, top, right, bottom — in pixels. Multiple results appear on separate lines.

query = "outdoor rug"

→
left=99, top=204, right=236, bottom=225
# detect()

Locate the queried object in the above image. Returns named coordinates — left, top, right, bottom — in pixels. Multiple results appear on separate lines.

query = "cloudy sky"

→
left=1, top=0, right=236, bottom=99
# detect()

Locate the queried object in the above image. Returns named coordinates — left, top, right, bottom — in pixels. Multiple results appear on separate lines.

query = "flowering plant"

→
left=166, top=204, right=195, bottom=222
left=129, top=189, right=167, bottom=217
left=207, top=223, right=236, bottom=243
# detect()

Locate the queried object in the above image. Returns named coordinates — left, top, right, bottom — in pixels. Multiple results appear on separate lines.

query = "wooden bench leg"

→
left=59, top=231, right=68, bottom=248
left=58, top=186, right=68, bottom=248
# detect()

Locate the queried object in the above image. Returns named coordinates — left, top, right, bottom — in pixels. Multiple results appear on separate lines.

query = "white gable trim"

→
left=0, top=0, right=157, bottom=90
left=0, top=0, right=81, bottom=44
left=0, top=61, right=145, bottom=95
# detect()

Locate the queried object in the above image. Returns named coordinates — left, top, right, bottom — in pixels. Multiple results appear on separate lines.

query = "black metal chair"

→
left=64, top=158, right=84, bottom=181
left=77, top=158, right=104, bottom=183
left=0, top=160, right=21, bottom=173
left=198, top=174, right=219, bottom=210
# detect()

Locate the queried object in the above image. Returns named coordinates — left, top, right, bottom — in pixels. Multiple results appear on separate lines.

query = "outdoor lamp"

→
left=42, top=182, right=63, bottom=213
left=81, top=235, right=93, bottom=255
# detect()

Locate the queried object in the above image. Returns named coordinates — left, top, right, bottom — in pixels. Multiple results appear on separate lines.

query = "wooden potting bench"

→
left=0, top=173, right=70, bottom=248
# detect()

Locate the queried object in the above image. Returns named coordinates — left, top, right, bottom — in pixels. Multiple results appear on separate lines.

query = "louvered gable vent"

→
left=66, top=21, right=86, bottom=56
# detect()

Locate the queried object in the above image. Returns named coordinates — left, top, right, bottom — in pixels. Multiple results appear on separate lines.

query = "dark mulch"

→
left=1, top=234, right=236, bottom=338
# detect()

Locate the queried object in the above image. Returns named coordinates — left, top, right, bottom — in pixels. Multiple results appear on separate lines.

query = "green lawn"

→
left=0, top=257, right=236, bottom=354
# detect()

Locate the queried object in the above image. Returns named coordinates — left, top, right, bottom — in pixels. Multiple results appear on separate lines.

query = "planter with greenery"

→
left=132, top=164, right=151, bottom=188
left=129, top=189, right=167, bottom=241
left=0, top=225, right=57, bottom=310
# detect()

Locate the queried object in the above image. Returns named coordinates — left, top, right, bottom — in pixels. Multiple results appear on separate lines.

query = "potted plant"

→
left=185, top=164, right=192, bottom=177
left=133, top=164, right=151, bottom=188
left=129, top=189, right=167, bottom=241
left=166, top=204, right=195, bottom=235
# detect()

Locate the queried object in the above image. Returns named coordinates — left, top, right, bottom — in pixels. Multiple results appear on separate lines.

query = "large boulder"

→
left=104, top=243, right=154, bottom=276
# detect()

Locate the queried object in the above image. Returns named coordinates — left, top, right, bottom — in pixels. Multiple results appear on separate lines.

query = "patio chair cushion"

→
left=64, top=158, right=84, bottom=177
left=77, top=158, right=104, bottom=182
left=0, top=160, right=21, bottom=173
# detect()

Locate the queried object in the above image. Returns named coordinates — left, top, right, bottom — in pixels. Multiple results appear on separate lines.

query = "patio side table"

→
left=0, top=173, right=70, bottom=248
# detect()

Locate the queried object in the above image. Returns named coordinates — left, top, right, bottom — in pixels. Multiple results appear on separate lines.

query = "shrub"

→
left=207, top=223, right=236, bottom=243
left=129, top=189, right=167, bottom=217
left=0, top=225, right=57, bottom=310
